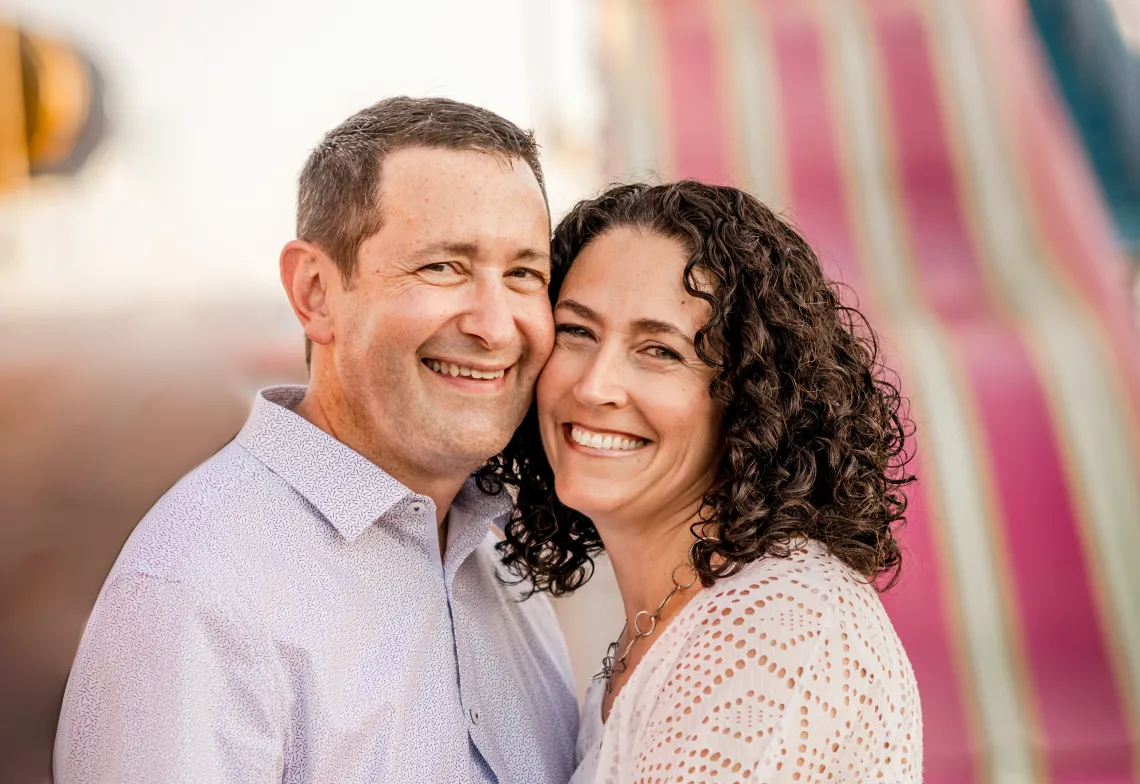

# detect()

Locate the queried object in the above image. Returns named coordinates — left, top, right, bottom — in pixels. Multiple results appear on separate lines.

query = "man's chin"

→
left=429, top=423, right=515, bottom=466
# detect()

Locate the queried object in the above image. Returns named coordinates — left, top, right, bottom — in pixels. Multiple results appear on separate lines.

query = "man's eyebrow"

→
left=405, top=241, right=480, bottom=262
left=514, top=248, right=551, bottom=265
left=405, top=242, right=550, bottom=266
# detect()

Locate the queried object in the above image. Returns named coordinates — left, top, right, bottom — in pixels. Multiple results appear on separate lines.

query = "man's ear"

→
left=280, top=239, right=336, bottom=353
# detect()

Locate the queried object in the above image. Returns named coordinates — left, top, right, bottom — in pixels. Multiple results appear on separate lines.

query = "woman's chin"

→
left=553, top=476, right=633, bottom=522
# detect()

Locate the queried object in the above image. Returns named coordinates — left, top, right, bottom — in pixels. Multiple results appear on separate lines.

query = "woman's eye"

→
left=646, top=345, right=682, bottom=361
left=555, top=324, right=593, bottom=339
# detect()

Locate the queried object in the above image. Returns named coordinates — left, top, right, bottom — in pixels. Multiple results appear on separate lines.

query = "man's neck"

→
left=294, top=384, right=469, bottom=533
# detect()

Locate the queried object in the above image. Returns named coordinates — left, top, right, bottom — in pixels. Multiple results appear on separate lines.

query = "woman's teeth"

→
left=426, top=359, right=506, bottom=380
left=570, top=426, right=647, bottom=451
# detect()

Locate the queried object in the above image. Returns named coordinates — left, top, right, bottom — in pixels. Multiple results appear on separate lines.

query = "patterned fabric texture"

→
left=571, top=542, right=922, bottom=784
left=55, top=385, right=579, bottom=784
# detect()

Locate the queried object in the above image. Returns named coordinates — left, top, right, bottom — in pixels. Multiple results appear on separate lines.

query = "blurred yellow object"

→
left=0, top=24, right=103, bottom=192
left=0, top=24, right=26, bottom=189
left=23, top=32, right=91, bottom=173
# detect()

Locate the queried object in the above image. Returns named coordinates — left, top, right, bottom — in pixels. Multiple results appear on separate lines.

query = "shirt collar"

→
left=446, top=474, right=513, bottom=575
left=235, top=385, right=511, bottom=543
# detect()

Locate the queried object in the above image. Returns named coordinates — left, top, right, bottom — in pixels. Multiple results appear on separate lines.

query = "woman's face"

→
left=537, top=226, right=724, bottom=528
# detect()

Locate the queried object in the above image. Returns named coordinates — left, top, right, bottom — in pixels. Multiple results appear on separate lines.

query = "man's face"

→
left=328, top=146, right=553, bottom=476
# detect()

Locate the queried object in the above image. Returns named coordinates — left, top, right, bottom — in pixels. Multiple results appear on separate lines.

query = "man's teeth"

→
left=570, top=426, right=647, bottom=451
left=426, top=359, right=506, bottom=380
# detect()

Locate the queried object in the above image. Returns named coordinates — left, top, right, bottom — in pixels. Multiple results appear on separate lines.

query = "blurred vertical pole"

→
left=523, top=0, right=555, bottom=141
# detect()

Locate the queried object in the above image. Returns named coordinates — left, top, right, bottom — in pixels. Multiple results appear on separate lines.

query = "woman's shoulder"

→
left=667, top=538, right=918, bottom=722
left=675, top=538, right=904, bottom=665
left=610, top=540, right=921, bottom=783
left=703, top=539, right=879, bottom=614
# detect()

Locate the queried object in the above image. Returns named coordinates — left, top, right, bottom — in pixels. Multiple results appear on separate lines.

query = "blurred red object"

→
left=0, top=304, right=304, bottom=783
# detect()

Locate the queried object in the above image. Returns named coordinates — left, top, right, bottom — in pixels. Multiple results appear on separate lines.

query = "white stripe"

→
left=930, top=0, right=1140, bottom=734
left=601, top=0, right=666, bottom=181
left=632, top=0, right=670, bottom=181
left=823, top=1, right=1039, bottom=780
left=818, top=0, right=913, bottom=315
left=900, top=322, right=1040, bottom=784
left=715, top=0, right=784, bottom=207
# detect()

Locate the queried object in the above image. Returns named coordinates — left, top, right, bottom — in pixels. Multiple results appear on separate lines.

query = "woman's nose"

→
left=572, top=348, right=628, bottom=408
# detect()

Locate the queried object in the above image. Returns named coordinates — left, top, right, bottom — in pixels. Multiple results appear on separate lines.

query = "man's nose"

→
left=457, top=278, right=517, bottom=352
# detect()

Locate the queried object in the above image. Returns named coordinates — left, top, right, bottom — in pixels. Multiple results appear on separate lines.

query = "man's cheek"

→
left=525, top=308, right=556, bottom=358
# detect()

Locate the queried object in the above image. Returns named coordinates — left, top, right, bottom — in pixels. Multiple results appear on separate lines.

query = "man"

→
left=55, top=97, right=579, bottom=783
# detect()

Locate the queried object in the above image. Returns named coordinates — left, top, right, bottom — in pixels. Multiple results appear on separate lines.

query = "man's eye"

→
left=420, top=263, right=455, bottom=274
left=507, top=268, right=548, bottom=283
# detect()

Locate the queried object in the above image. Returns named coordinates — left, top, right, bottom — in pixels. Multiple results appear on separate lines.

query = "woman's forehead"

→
left=560, top=230, right=710, bottom=332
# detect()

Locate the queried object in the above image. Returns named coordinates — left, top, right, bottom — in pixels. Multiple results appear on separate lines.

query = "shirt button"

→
left=410, top=502, right=424, bottom=515
left=469, top=708, right=482, bottom=725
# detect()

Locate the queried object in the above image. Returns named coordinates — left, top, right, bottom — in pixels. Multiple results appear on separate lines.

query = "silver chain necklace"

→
left=594, top=563, right=699, bottom=692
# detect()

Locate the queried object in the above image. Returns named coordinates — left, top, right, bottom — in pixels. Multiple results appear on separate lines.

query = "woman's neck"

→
left=594, top=498, right=706, bottom=636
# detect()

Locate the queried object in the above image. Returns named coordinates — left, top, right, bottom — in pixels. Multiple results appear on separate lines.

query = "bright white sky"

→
left=4, top=0, right=603, bottom=313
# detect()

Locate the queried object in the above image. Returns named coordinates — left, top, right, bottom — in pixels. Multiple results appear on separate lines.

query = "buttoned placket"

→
left=444, top=506, right=504, bottom=778
left=453, top=584, right=491, bottom=777
left=407, top=497, right=494, bottom=776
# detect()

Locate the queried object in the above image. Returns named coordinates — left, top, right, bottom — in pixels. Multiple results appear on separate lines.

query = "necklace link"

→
left=632, top=610, right=656, bottom=636
left=594, top=562, right=699, bottom=691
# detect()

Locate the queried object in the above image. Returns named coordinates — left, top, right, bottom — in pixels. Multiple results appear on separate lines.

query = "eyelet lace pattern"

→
left=573, top=541, right=922, bottom=783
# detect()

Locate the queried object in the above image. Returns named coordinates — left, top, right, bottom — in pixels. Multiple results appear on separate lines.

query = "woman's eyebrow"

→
left=554, top=299, right=599, bottom=321
left=629, top=317, right=693, bottom=343
left=556, top=300, right=693, bottom=343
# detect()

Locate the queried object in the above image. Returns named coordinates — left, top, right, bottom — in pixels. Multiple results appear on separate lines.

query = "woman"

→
left=483, top=181, right=921, bottom=782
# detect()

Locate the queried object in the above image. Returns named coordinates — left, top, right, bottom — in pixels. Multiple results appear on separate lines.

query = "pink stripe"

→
left=965, top=325, right=1135, bottom=782
left=656, top=0, right=732, bottom=184
left=765, top=1, right=865, bottom=301
left=762, top=5, right=978, bottom=779
left=973, top=0, right=1140, bottom=429
left=878, top=474, right=981, bottom=784
left=871, top=4, right=1136, bottom=780
left=869, top=7, right=988, bottom=328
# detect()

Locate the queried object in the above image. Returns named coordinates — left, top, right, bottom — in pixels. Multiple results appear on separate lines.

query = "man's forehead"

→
left=379, top=146, right=541, bottom=199
left=379, top=159, right=546, bottom=225
left=401, top=239, right=551, bottom=264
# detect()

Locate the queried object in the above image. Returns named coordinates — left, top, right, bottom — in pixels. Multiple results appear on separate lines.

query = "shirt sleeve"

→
left=628, top=582, right=919, bottom=783
left=54, top=572, right=286, bottom=784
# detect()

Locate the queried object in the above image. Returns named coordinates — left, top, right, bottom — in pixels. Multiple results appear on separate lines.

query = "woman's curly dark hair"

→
left=476, top=181, right=915, bottom=596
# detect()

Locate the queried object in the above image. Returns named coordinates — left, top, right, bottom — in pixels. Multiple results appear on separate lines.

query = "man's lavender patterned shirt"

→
left=55, top=385, right=578, bottom=784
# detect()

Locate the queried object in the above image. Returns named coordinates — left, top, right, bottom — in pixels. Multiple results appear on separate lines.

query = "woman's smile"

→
left=563, top=423, right=651, bottom=455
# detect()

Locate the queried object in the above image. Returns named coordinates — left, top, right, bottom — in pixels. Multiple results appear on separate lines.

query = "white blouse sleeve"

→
left=628, top=572, right=921, bottom=783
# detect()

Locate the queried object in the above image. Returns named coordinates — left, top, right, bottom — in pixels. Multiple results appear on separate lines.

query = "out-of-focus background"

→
left=1, top=0, right=1138, bottom=782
